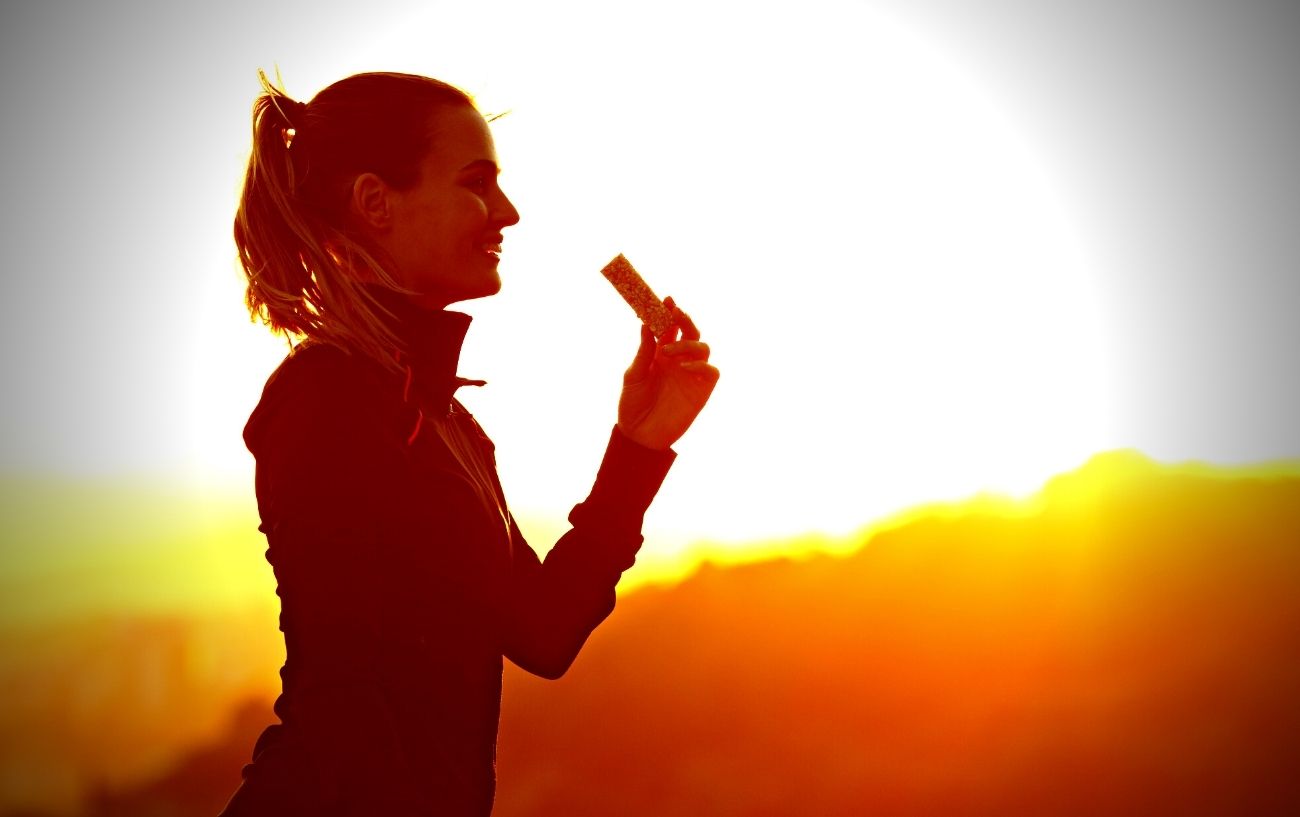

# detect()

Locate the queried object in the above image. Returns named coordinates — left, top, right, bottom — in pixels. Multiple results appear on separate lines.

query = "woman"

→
left=221, top=71, right=718, bottom=816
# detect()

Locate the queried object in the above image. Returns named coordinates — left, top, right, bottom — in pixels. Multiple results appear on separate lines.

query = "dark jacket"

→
left=221, top=302, right=674, bottom=816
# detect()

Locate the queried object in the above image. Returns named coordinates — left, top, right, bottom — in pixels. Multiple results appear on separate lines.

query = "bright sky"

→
left=2, top=0, right=1297, bottom=588
left=198, top=0, right=1110, bottom=541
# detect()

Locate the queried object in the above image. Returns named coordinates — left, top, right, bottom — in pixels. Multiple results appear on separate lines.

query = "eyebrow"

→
left=459, top=159, right=500, bottom=174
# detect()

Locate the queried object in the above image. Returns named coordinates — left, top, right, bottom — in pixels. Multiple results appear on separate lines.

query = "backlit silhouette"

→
left=218, top=70, right=718, bottom=816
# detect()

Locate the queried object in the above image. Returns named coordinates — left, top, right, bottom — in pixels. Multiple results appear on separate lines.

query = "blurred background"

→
left=1, top=0, right=1297, bottom=814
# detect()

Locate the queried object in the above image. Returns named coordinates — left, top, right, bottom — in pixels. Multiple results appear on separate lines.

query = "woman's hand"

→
left=617, top=297, right=720, bottom=450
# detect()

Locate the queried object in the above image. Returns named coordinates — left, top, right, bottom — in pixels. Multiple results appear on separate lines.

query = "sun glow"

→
left=187, top=0, right=1112, bottom=571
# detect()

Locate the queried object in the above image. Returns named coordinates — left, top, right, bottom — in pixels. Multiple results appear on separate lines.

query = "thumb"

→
left=624, top=324, right=656, bottom=383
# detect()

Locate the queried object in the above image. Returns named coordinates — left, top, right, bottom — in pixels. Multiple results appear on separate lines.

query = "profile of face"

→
left=352, top=103, right=520, bottom=309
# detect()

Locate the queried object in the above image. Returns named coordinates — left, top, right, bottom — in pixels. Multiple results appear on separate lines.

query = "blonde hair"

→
left=234, top=70, right=475, bottom=370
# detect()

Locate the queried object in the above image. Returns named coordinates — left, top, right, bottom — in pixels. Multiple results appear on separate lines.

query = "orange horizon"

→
left=4, top=447, right=1300, bottom=629
left=2, top=446, right=1297, bottom=816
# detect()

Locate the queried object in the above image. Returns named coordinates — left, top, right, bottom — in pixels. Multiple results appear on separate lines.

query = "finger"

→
left=679, top=360, right=720, bottom=377
left=660, top=340, right=710, bottom=361
left=625, top=324, right=657, bottom=382
left=655, top=324, right=681, bottom=346
left=663, top=296, right=701, bottom=341
left=679, top=360, right=721, bottom=388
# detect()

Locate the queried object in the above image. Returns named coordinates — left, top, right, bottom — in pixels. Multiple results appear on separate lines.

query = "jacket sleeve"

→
left=501, top=427, right=675, bottom=679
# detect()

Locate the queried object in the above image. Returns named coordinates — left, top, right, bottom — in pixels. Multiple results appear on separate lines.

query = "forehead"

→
left=422, top=105, right=497, bottom=172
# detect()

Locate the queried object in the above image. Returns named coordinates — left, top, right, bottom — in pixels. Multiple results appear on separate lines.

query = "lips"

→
left=479, top=235, right=504, bottom=259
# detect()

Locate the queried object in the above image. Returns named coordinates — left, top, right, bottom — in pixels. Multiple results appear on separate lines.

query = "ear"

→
left=350, top=172, right=393, bottom=232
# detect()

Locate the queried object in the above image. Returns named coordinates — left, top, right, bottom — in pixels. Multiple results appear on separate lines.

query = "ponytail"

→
left=234, top=70, right=474, bottom=370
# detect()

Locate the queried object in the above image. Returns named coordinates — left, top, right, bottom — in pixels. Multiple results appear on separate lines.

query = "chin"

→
left=472, top=274, right=503, bottom=300
left=444, top=275, right=502, bottom=307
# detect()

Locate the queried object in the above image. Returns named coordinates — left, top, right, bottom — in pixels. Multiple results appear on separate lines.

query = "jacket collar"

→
left=369, top=287, right=484, bottom=408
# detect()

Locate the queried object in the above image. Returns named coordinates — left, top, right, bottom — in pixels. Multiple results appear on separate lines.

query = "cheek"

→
left=454, top=203, right=489, bottom=242
left=415, top=195, right=488, bottom=260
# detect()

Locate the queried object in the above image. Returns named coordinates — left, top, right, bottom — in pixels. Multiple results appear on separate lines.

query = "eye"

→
left=467, top=175, right=489, bottom=193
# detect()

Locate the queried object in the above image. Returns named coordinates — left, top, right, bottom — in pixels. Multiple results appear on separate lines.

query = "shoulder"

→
left=243, top=342, right=405, bottom=458
left=270, top=341, right=388, bottom=399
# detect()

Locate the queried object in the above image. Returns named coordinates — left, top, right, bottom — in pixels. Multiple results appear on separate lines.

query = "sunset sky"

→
left=1, top=0, right=1298, bottom=594
left=1, top=5, right=1298, bottom=813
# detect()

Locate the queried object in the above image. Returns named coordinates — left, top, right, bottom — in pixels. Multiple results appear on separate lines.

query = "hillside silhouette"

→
left=490, top=452, right=1300, bottom=816
left=19, top=451, right=1300, bottom=816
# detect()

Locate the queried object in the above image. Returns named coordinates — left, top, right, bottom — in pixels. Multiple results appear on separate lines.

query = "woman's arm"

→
left=502, top=300, right=718, bottom=677
left=501, top=428, right=674, bottom=678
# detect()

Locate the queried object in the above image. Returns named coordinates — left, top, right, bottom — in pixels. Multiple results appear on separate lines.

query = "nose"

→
left=494, top=187, right=520, bottom=228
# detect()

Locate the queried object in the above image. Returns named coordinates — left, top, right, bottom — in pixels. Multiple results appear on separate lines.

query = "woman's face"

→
left=376, top=104, right=520, bottom=309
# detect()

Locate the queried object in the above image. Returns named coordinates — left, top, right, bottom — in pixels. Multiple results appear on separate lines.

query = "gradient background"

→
left=2, top=0, right=1297, bottom=505
left=0, top=0, right=1298, bottom=813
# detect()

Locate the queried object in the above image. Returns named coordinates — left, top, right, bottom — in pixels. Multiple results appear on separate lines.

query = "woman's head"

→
left=351, top=102, right=520, bottom=311
left=234, top=71, right=519, bottom=364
